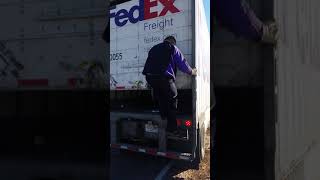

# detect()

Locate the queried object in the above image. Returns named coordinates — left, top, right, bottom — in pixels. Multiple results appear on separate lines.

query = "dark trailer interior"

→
left=0, top=91, right=107, bottom=179
left=212, top=0, right=275, bottom=180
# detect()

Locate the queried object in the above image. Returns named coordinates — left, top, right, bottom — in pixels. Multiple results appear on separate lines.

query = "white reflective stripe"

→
left=138, top=148, right=146, bottom=153
left=179, top=155, right=190, bottom=160
left=120, top=145, right=128, bottom=149
left=157, top=152, right=166, bottom=156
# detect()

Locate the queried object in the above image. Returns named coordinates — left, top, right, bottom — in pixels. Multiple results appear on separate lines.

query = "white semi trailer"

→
left=109, top=0, right=211, bottom=163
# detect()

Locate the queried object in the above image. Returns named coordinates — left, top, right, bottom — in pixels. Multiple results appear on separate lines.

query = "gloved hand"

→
left=191, top=68, right=197, bottom=76
left=261, top=22, right=278, bottom=44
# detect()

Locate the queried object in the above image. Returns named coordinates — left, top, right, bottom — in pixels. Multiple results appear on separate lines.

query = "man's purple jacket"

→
left=148, top=0, right=264, bottom=80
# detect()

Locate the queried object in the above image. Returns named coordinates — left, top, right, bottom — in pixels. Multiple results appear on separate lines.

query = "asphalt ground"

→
left=110, top=149, right=172, bottom=180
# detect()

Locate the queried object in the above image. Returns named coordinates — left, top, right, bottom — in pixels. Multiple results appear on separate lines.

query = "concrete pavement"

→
left=110, top=149, right=172, bottom=180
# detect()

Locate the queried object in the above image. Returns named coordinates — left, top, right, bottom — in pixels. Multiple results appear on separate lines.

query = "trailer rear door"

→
left=274, top=0, right=320, bottom=179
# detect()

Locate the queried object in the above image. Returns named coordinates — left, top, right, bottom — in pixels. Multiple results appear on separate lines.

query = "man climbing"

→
left=142, top=36, right=197, bottom=138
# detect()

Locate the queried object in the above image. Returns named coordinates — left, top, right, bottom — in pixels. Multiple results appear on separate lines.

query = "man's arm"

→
left=173, top=46, right=195, bottom=75
left=213, top=0, right=264, bottom=42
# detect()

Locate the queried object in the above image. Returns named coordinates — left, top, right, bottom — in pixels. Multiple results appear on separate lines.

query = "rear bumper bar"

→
left=110, top=143, right=193, bottom=161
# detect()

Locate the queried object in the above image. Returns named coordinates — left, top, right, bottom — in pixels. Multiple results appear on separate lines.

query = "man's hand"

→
left=191, top=68, right=197, bottom=76
left=261, top=22, right=278, bottom=44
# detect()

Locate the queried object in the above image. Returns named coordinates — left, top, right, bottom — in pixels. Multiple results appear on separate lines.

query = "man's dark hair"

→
left=164, top=36, right=176, bottom=45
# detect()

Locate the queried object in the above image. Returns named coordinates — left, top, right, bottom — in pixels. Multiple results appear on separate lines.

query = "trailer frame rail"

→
left=110, top=143, right=193, bottom=161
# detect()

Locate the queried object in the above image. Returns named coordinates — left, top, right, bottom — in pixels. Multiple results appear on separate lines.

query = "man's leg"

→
left=157, top=82, right=170, bottom=122
left=148, top=77, right=169, bottom=151
left=146, top=76, right=168, bottom=120
left=166, top=80, right=178, bottom=133
left=146, top=77, right=177, bottom=132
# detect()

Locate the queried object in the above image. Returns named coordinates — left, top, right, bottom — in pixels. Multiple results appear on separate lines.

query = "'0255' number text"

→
left=110, top=53, right=123, bottom=61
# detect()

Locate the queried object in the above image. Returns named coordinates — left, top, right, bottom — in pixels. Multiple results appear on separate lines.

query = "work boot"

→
left=167, top=130, right=180, bottom=136
left=167, top=129, right=187, bottom=139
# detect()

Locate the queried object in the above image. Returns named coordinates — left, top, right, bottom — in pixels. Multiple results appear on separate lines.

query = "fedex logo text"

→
left=110, top=0, right=180, bottom=27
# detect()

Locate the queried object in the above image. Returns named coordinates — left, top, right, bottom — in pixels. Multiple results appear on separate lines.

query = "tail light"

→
left=185, top=120, right=192, bottom=127
left=177, top=119, right=192, bottom=128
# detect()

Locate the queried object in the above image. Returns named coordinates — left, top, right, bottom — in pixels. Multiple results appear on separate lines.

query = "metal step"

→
left=167, top=135, right=189, bottom=141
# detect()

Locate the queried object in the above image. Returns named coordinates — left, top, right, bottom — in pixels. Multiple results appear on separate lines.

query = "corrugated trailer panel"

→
left=194, top=0, right=210, bottom=129
left=109, top=0, right=193, bottom=90
left=275, top=0, right=320, bottom=179
left=0, top=0, right=107, bottom=89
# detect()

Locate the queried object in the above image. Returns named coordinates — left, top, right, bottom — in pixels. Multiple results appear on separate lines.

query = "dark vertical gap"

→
left=214, top=87, right=264, bottom=179
left=261, top=0, right=276, bottom=180
left=212, top=1, right=266, bottom=179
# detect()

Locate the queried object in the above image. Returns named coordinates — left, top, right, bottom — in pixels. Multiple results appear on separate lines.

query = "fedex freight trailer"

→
left=109, top=0, right=211, bottom=163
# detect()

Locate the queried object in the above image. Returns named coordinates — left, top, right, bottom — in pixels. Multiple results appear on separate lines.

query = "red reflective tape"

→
left=17, top=79, right=48, bottom=86
left=68, top=78, right=81, bottom=87
left=146, top=148, right=157, bottom=155
left=116, top=86, right=125, bottom=90
left=110, top=144, right=120, bottom=148
left=166, top=152, right=178, bottom=159
left=176, top=119, right=182, bottom=126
